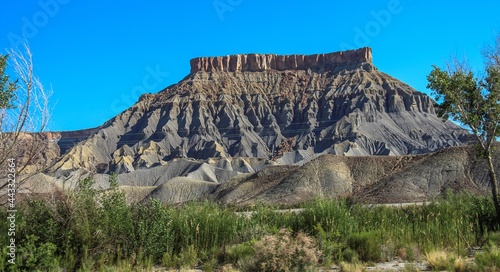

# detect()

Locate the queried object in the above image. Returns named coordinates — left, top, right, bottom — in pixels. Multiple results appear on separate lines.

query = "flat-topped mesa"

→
left=190, top=47, right=372, bottom=74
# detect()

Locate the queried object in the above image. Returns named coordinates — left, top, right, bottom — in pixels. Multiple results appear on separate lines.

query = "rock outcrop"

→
left=190, top=47, right=372, bottom=73
left=49, top=47, right=470, bottom=174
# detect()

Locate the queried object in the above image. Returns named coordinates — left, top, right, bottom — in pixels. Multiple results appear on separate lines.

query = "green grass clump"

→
left=474, top=245, right=500, bottom=271
left=347, top=231, right=383, bottom=262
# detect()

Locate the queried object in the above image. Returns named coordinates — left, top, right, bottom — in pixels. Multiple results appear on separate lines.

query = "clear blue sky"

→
left=1, top=0, right=499, bottom=131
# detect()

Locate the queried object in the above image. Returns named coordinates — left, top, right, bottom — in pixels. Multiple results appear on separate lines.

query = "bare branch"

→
left=0, top=42, right=53, bottom=197
left=483, top=33, right=500, bottom=68
left=446, top=55, right=471, bottom=75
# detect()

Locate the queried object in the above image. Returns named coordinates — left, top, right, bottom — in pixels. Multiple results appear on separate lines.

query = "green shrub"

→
left=347, top=231, right=383, bottom=262
left=16, top=235, right=59, bottom=271
left=315, top=224, right=345, bottom=265
left=486, top=232, right=500, bottom=247
left=132, top=200, right=174, bottom=262
left=161, top=245, right=198, bottom=269
left=202, top=257, right=218, bottom=272
left=474, top=245, right=500, bottom=271
left=99, top=177, right=135, bottom=259
left=22, top=200, right=58, bottom=244
left=178, top=245, right=199, bottom=268
left=225, top=241, right=255, bottom=264
left=161, top=252, right=175, bottom=268
left=342, top=248, right=359, bottom=263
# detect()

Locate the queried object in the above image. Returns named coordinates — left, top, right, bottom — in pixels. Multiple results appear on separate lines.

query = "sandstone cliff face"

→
left=50, top=48, right=470, bottom=174
left=190, top=47, right=373, bottom=73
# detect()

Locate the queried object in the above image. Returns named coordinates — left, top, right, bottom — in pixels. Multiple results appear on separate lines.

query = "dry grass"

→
left=219, top=264, right=240, bottom=272
left=453, top=256, right=467, bottom=272
left=425, top=250, right=452, bottom=271
left=251, top=228, right=322, bottom=272
left=403, top=263, right=421, bottom=272
left=339, top=261, right=365, bottom=272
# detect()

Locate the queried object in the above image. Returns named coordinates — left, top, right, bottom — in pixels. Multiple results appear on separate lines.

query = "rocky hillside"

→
left=49, top=47, right=470, bottom=174
left=11, top=145, right=498, bottom=206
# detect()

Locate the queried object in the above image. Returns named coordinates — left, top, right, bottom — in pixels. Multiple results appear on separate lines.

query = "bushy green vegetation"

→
left=1, top=177, right=499, bottom=271
left=474, top=245, right=500, bottom=271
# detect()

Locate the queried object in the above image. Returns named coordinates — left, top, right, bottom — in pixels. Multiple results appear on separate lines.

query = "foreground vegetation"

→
left=2, top=177, right=500, bottom=271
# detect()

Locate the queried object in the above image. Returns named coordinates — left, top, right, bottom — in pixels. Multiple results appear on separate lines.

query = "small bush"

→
left=251, top=228, right=321, bottom=272
left=486, top=232, right=500, bottom=247
left=474, top=245, right=500, bottom=271
left=397, top=247, right=410, bottom=261
left=425, top=250, right=453, bottom=271
left=225, top=241, right=254, bottom=264
left=397, top=245, right=419, bottom=262
left=347, top=231, right=382, bottom=262
left=202, top=257, right=218, bottom=272
left=342, top=248, right=359, bottom=263
left=16, top=234, right=59, bottom=271
left=315, top=224, right=345, bottom=265
left=161, top=245, right=198, bottom=269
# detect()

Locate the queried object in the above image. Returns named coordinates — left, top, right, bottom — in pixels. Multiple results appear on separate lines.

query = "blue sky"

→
left=1, top=0, right=499, bottom=131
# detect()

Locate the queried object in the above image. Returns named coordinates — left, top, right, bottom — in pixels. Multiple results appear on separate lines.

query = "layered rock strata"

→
left=190, top=47, right=373, bottom=73
left=50, top=47, right=470, bottom=174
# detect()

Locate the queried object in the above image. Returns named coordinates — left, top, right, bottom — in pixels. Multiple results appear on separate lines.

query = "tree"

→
left=427, top=35, right=500, bottom=221
left=0, top=54, right=17, bottom=109
left=0, top=43, right=52, bottom=195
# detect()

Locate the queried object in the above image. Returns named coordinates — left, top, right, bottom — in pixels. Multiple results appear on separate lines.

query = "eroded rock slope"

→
left=50, top=48, right=469, bottom=174
left=12, top=145, right=497, bottom=205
